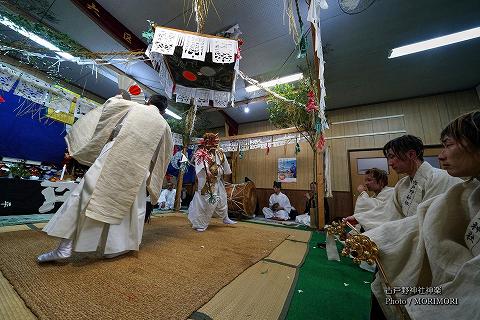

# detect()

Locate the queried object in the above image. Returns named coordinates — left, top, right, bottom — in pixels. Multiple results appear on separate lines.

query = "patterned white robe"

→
left=188, top=150, right=231, bottom=230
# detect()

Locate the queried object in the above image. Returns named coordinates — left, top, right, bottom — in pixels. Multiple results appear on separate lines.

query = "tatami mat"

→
left=0, top=213, right=310, bottom=320
left=0, top=225, right=31, bottom=233
left=0, top=271, right=36, bottom=320
left=265, top=240, right=308, bottom=267
left=237, top=221, right=311, bottom=243
left=194, top=260, right=296, bottom=320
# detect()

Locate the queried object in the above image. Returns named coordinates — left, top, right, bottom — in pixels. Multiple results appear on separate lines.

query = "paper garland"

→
left=1, top=61, right=101, bottom=124
left=147, top=26, right=238, bottom=108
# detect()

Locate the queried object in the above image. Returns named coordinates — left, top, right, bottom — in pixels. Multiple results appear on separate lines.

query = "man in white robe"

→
left=345, top=168, right=394, bottom=231
left=37, top=93, right=173, bottom=262
left=364, top=135, right=462, bottom=227
left=188, top=133, right=237, bottom=232
left=263, top=181, right=292, bottom=221
left=159, top=182, right=176, bottom=210
left=364, top=113, right=480, bottom=319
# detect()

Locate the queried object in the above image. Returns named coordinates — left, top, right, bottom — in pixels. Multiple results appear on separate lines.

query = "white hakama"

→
left=43, top=141, right=148, bottom=255
left=188, top=151, right=232, bottom=230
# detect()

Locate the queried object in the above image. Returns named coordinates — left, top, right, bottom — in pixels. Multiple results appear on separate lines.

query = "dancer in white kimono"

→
left=263, top=181, right=292, bottom=221
left=344, top=168, right=394, bottom=231
left=365, top=111, right=480, bottom=320
left=37, top=93, right=173, bottom=262
left=159, top=182, right=176, bottom=210
left=188, top=133, right=237, bottom=232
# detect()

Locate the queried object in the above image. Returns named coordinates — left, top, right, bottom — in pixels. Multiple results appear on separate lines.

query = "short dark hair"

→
left=273, top=181, right=282, bottom=189
left=365, top=168, right=388, bottom=187
left=118, top=89, right=131, bottom=100
left=441, top=111, right=480, bottom=153
left=147, top=94, right=168, bottom=113
left=383, top=135, right=424, bottom=161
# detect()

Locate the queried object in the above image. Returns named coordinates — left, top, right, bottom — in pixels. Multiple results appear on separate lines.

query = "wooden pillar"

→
left=316, top=149, right=325, bottom=228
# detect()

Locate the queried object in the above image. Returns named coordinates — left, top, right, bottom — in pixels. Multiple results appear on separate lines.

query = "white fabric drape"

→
left=365, top=179, right=479, bottom=319
left=43, top=141, right=147, bottom=254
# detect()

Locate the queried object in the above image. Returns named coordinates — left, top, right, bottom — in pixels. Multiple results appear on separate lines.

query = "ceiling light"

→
left=244, top=106, right=250, bottom=113
left=0, top=14, right=120, bottom=84
left=245, top=73, right=303, bottom=92
left=389, top=26, right=480, bottom=59
left=0, top=14, right=74, bottom=61
left=165, top=108, right=182, bottom=119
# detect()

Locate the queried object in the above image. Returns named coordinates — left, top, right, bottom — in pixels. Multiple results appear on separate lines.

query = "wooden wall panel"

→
left=233, top=89, right=479, bottom=193
left=235, top=141, right=314, bottom=190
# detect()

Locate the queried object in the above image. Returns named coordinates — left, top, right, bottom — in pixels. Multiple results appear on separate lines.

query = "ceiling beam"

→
left=70, top=0, right=146, bottom=51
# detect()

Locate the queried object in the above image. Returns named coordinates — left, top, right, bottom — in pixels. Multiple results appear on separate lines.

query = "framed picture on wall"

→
left=357, top=157, right=389, bottom=174
left=278, top=158, right=297, bottom=183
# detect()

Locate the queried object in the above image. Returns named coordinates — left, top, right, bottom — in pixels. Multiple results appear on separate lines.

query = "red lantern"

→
left=128, top=84, right=142, bottom=96
left=182, top=70, right=197, bottom=81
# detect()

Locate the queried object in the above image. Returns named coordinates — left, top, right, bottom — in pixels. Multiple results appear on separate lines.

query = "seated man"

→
left=159, top=182, right=176, bottom=211
left=364, top=111, right=479, bottom=319
left=362, top=135, right=462, bottom=226
left=344, top=168, right=394, bottom=231
left=262, top=181, right=292, bottom=221
left=295, top=181, right=330, bottom=225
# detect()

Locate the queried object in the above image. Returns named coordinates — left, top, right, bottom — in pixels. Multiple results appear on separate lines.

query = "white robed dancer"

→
left=37, top=93, right=172, bottom=262
left=188, top=133, right=237, bottom=232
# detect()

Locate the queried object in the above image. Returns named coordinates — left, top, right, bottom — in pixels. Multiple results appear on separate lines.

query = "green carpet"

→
left=0, top=214, right=53, bottom=227
left=286, top=232, right=374, bottom=320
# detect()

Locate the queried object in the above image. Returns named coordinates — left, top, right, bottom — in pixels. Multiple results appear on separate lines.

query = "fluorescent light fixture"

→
left=389, top=26, right=480, bottom=58
left=244, top=106, right=250, bottom=113
left=165, top=108, right=182, bottom=120
left=0, top=13, right=120, bottom=84
left=0, top=13, right=180, bottom=121
left=245, top=72, right=303, bottom=92
left=0, top=14, right=74, bottom=61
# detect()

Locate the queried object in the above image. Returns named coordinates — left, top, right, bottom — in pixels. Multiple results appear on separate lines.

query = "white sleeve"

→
left=354, top=192, right=378, bottom=214
left=167, top=190, right=176, bottom=208
left=281, top=194, right=292, bottom=213
left=406, top=255, right=480, bottom=320
left=222, top=157, right=232, bottom=175
left=159, top=190, right=167, bottom=203
left=269, top=194, right=275, bottom=207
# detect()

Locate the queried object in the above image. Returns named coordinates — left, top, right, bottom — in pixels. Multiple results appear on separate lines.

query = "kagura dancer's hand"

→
left=357, top=184, right=367, bottom=193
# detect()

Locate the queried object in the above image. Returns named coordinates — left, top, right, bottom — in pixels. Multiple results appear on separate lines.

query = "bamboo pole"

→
left=310, top=18, right=325, bottom=229
left=174, top=102, right=196, bottom=211
left=174, top=145, right=187, bottom=212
